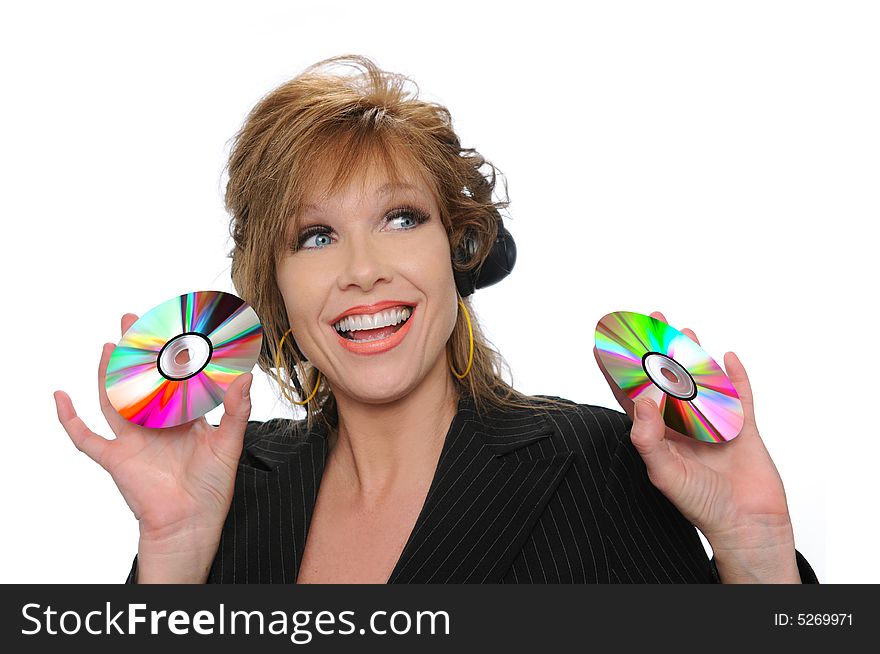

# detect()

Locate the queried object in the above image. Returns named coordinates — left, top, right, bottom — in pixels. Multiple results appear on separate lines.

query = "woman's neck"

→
left=327, top=363, right=460, bottom=506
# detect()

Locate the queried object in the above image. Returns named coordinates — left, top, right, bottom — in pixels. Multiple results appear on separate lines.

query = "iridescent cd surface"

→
left=594, top=311, right=744, bottom=443
left=105, top=291, right=263, bottom=428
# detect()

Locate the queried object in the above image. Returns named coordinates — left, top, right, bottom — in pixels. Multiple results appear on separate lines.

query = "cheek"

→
left=406, top=238, right=455, bottom=297
left=417, top=239, right=458, bottom=331
left=414, top=226, right=454, bottom=279
left=276, top=266, right=298, bottom=317
left=276, top=264, right=322, bottom=334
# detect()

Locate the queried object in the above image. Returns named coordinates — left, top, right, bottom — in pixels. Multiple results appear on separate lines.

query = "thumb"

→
left=629, top=399, right=679, bottom=493
left=215, top=372, right=253, bottom=453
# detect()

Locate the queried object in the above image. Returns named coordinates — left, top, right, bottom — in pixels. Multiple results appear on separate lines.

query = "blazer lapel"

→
left=211, top=422, right=328, bottom=584
left=215, top=393, right=573, bottom=584
left=387, top=394, right=574, bottom=583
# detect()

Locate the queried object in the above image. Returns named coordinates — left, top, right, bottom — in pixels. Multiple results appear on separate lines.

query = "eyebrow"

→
left=301, top=182, right=425, bottom=214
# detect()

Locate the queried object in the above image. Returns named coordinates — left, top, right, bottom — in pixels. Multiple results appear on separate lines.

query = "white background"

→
left=1, top=0, right=876, bottom=583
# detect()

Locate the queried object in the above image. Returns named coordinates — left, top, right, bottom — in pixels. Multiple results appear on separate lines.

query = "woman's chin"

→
left=331, top=379, right=415, bottom=406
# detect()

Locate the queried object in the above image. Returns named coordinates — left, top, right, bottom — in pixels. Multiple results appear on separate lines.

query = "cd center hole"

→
left=661, top=368, right=679, bottom=384
left=175, top=349, right=191, bottom=365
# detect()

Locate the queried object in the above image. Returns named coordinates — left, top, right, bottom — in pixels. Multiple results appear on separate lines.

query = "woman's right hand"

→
left=53, top=313, right=254, bottom=582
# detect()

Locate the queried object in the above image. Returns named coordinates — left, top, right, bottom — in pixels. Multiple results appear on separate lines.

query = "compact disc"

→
left=105, top=291, right=263, bottom=428
left=594, top=311, right=744, bottom=443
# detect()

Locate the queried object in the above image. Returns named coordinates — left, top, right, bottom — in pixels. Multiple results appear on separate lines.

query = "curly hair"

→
left=224, top=54, right=573, bottom=439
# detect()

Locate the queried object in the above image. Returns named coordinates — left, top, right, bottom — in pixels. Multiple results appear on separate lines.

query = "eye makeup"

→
left=292, top=204, right=431, bottom=251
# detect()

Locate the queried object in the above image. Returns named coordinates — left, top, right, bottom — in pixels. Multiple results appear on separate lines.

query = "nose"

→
left=336, top=232, right=393, bottom=293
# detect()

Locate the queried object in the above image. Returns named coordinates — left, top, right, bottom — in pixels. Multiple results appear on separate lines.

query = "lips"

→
left=329, top=300, right=417, bottom=326
left=332, top=305, right=416, bottom=355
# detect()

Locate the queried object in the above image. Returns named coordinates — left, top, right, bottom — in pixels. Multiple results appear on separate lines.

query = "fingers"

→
left=214, top=372, right=254, bottom=460
left=680, top=327, right=700, bottom=345
left=649, top=311, right=668, bottom=323
left=54, top=390, right=111, bottom=466
left=95, top=313, right=138, bottom=434
left=630, top=398, right=683, bottom=495
left=724, top=351, right=756, bottom=427
left=98, top=342, right=127, bottom=435
left=121, top=313, right=139, bottom=337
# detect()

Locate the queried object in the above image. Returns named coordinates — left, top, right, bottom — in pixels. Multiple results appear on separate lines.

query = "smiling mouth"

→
left=335, top=310, right=414, bottom=342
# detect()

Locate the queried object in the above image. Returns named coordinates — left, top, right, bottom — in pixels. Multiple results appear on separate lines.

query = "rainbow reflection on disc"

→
left=594, top=311, right=744, bottom=443
left=105, top=291, right=263, bottom=428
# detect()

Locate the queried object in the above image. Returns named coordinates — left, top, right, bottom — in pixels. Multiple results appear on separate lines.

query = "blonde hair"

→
left=224, top=54, right=574, bottom=439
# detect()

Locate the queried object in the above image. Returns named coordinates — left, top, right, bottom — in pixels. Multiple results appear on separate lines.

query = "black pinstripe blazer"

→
left=125, top=391, right=818, bottom=584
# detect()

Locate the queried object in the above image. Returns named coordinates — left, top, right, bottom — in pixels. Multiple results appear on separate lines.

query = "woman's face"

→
left=276, top=160, right=459, bottom=405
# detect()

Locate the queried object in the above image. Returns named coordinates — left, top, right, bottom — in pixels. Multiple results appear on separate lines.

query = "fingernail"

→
left=636, top=400, right=652, bottom=420
left=241, top=375, right=252, bottom=399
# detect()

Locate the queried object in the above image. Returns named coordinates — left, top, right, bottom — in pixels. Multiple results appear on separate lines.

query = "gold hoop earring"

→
left=275, top=328, right=321, bottom=406
left=448, top=298, right=474, bottom=380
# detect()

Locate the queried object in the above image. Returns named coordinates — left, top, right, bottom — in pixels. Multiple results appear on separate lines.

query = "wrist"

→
left=137, top=526, right=222, bottom=584
left=135, top=548, right=216, bottom=584
left=713, top=547, right=801, bottom=583
left=707, top=520, right=801, bottom=583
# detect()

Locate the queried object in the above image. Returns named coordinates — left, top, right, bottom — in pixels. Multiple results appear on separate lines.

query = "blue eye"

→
left=293, top=206, right=430, bottom=251
left=298, top=228, right=332, bottom=249
left=387, top=207, right=430, bottom=230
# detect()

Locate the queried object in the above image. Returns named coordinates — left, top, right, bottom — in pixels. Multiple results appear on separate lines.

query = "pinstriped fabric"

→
left=125, top=392, right=818, bottom=584
left=498, top=398, right=711, bottom=583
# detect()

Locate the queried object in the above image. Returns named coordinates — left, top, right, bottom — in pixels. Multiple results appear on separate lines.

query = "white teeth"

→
left=334, top=306, right=412, bottom=334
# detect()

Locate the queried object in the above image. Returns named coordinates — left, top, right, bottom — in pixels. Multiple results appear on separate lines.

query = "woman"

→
left=54, top=55, right=817, bottom=584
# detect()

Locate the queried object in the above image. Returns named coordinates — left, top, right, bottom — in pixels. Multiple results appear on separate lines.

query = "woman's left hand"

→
left=593, top=311, right=801, bottom=583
